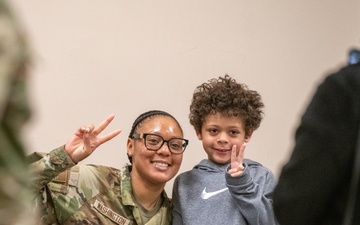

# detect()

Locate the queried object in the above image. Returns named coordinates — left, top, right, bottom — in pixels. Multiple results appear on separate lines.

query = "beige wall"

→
left=10, top=0, right=360, bottom=195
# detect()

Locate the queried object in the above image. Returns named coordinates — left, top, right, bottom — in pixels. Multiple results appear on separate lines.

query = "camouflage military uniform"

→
left=0, top=0, right=33, bottom=224
left=30, top=146, right=173, bottom=225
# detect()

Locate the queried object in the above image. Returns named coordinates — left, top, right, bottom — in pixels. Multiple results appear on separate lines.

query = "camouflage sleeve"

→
left=28, top=146, right=76, bottom=224
left=29, top=146, right=76, bottom=191
left=0, top=0, right=33, bottom=224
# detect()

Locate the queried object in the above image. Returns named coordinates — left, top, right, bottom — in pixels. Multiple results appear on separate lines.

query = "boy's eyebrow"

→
left=205, top=124, right=243, bottom=130
left=203, top=124, right=220, bottom=127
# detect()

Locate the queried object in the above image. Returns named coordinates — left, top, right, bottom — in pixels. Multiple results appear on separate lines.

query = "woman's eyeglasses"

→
left=132, top=133, right=189, bottom=154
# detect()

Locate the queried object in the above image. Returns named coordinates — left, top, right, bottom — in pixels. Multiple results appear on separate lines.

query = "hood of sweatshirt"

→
left=194, top=158, right=261, bottom=173
left=193, top=159, right=228, bottom=173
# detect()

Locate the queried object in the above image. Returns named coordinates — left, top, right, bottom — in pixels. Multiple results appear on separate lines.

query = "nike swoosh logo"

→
left=201, top=187, right=228, bottom=199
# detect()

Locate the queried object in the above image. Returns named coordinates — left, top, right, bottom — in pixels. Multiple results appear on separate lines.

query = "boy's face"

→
left=196, top=113, right=252, bottom=164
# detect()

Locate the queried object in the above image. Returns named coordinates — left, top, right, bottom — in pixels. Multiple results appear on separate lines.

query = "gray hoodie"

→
left=172, top=159, right=277, bottom=225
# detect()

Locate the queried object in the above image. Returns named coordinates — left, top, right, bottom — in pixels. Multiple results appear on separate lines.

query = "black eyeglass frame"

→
left=132, top=133, right=189, bottom=154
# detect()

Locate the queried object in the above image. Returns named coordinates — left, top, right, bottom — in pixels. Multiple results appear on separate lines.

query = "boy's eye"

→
left=208, top=129, right=218, bottom=134
left=229, top=130, right=240, bottom=135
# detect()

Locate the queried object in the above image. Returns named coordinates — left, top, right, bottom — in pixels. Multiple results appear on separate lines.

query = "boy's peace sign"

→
left=228, top=143, right=246, bottom=177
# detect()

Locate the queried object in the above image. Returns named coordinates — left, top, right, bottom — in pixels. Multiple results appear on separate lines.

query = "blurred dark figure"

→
left=273, top=62, right=360, bottom=225
left=0, top=0, right=34, bottom=224
left=348, top=49, right=360, bottom=65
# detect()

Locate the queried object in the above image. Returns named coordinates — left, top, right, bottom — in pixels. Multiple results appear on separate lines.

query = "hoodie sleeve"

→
left=225, top=162, right=278, bottom=225
left=172, top=176, right=184, bottom=225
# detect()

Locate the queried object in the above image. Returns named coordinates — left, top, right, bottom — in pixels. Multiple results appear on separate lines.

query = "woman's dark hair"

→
left=127, top=110, right=182, bottom=163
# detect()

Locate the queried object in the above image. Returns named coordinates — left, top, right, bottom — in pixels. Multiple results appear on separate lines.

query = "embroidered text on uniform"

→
left=93, top=200, right=130, bottom=225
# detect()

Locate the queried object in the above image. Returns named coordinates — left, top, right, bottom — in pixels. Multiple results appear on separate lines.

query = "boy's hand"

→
left=228, top=143, right=246, bottom=177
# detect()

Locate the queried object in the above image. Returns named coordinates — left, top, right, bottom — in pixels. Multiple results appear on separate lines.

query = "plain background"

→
left=10, top=0, right=360, bottom=195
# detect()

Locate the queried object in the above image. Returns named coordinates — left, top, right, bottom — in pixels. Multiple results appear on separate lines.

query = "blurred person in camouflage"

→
left=0, top=0, right=34, bottom=224
left=29, top=110, right=189, bottom=225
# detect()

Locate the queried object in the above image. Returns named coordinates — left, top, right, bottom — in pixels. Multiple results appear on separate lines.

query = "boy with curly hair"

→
left=172, top=75, right=277, bottom=225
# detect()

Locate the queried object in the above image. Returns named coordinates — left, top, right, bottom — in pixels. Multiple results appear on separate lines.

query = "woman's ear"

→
left=127, top=138, right=134, bottom=156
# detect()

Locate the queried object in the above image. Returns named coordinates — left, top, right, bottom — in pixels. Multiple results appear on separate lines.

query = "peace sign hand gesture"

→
left=64, top=114, right=122, bottom=163
left=228, top=143, right=246, bottom=177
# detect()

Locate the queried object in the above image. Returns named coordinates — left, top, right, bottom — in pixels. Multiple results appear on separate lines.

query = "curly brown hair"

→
left=189, top=75, right=264, bottom=137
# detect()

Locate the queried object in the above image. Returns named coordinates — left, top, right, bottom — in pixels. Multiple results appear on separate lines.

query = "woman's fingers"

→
left=92, top=114, right=115, bottom=136
left=99, top=129, right=122, bottom=145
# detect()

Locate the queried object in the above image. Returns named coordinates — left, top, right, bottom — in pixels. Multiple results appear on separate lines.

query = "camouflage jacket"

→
left=29, top=146, right=173, bottom=225
left=0, top=0, right=33, bottom=224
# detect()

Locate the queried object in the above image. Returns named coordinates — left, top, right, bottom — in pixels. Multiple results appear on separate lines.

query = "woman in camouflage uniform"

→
left=30, top=110, right=188, bottom=225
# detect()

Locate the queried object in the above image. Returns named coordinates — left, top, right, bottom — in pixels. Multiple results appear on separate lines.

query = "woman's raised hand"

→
left=64, top=114, right=121, bottom=163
